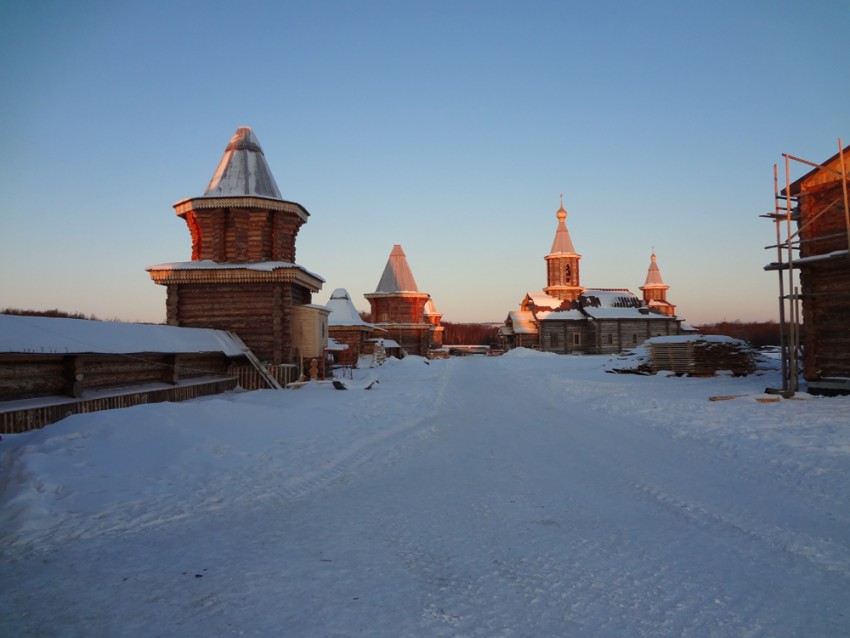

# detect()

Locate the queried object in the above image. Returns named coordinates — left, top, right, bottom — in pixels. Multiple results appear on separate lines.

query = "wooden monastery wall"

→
left=1, top=377, right=237, bottom=434
left=0, top=355, right=67, bottom=400
left=0, top=352, right=232, bottom=402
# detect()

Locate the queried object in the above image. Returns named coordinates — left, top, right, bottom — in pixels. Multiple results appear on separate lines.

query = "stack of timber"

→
left=648, top=335, right=755, bottom=376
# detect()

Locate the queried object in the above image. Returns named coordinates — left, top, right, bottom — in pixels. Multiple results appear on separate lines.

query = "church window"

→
left=572, top=332, right=581, bottom=346
left=565, top=264, right=571, bottom=283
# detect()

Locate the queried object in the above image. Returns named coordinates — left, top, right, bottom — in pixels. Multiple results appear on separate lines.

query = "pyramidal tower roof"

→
left=549, top=196, right=578, bottom=256
left=375, top=245, right=419, bottom=293
left=642, top=251, right=668, bottom=287
left=203, top=127, right=283, bottom=199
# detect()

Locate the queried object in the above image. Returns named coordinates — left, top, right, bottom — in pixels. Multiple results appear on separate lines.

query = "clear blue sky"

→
left=1, top=0, right=847, bottom=325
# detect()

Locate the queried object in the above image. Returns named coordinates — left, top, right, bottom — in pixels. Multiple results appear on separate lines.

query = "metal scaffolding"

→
left=762, top=138, right=850, bottom=396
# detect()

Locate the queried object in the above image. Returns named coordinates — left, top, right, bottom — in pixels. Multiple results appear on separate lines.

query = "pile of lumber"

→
left=649, top=336, right=755, bottom=376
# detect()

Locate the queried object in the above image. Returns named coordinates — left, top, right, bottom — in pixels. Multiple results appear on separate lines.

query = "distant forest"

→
left=440, top=322, right=501, bottom=346
left=693, top=321, right=782, bottom=348
left=2, top=308, right=102, bottom=321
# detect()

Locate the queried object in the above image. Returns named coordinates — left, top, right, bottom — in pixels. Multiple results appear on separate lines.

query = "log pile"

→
left=649, top=336, right=755, bottom=376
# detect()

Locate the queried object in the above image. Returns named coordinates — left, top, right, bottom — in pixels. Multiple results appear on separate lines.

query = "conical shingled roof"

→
left=203, top=127, right=283, bottom=199
left=549, top=199, right=578, bottom=255
left=326, top=288, right=373, bottom=327
left=643, top=252, right=667, bottom=287
left=375, top=245, right=419, bottom=293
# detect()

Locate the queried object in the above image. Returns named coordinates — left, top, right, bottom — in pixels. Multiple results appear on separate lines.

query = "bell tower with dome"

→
left=543, top=196, right=584, bottom=304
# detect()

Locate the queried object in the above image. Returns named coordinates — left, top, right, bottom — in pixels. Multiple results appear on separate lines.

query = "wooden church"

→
left=500, top=198, right=684, bottom=353
left=364, top=245, right=444, bottom=356
left=148, top=127, right=326, bottom=365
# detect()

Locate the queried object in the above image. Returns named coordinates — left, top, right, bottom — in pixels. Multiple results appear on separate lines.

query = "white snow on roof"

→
left=525, top=292, right=565, bottom=309
left=0, top=314, right=244, bottom=356
left=538, top=309, right=587, bottom=321
left=326, top=288, right=374, bottom=328
left=581, top=289, right=639, bottom=307
left=146, top=260, right=325, bottom=282
left=508, top=310, right=538, bottom=334
left=375, top=245, right=419, bottom=293
left=202, top=127, right=283, bottom=199
left=326, top=338, right=349, bottom=351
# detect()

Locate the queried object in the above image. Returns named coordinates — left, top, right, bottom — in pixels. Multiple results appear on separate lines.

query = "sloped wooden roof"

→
left=202, top=127, right=283, bottom=199
left=642, top=252, right=667, bottom=288
left=375, top=245, right=419, bottom=293
left=549, top=200, right=578, bottom=256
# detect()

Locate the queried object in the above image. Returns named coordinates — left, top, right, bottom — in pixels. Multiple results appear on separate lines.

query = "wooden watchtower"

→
left=364, top=245, right=433, bottom=356
left=148, top=127, right=324, bottom=364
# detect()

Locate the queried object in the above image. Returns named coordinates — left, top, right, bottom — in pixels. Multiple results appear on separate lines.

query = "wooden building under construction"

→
left=765, top=143, right=850, bottom=395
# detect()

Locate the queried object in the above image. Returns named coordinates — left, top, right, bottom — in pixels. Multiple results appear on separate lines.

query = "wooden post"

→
left=839, top=138, right=850, bottom=268
left=63, top=355, right=84, bottom=398
left=162, top=354, right=179, bottom=384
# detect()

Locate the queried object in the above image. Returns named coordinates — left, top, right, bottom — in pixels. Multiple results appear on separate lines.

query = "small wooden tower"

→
left=543, top=197, right=584, bottom=303
left=640, top=251, right=676, bottom=317
left=326, top=288, right=375, bottom=364
left=148, top=127, right=324, bottom=365
left=424, top=298, right=445, bottom=347
left=364, top=245, right=432, bottom=356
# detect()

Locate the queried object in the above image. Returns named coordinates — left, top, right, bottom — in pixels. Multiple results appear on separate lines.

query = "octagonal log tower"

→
left=364, top=245, right=433, bottom=356
left=148, top=127, right=324, bottom=365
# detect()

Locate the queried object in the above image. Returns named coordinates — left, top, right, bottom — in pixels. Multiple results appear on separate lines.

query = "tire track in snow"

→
left=628, top=478, right=850, bottom=578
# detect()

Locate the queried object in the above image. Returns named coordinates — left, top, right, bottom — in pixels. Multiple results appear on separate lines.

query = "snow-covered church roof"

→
left=375, top=245, right=419, bottom=293
left=524, top=292, right=566, bottom=310
left=325, top=288, right=374, bottom=328
left=202, top=127, right=283, bottom=200
left=581, top=289, right=641, bottom=308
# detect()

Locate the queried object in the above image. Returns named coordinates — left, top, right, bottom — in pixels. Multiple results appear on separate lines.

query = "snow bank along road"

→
left=1, top=351, right=848, bottom=636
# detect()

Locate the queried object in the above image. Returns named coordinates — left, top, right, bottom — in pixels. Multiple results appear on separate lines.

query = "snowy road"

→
left=1, top=351, right=848, bottom=636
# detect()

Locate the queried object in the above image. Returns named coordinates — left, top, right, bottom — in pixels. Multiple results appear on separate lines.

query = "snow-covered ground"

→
left=1, top=350, right=848, bottom=637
